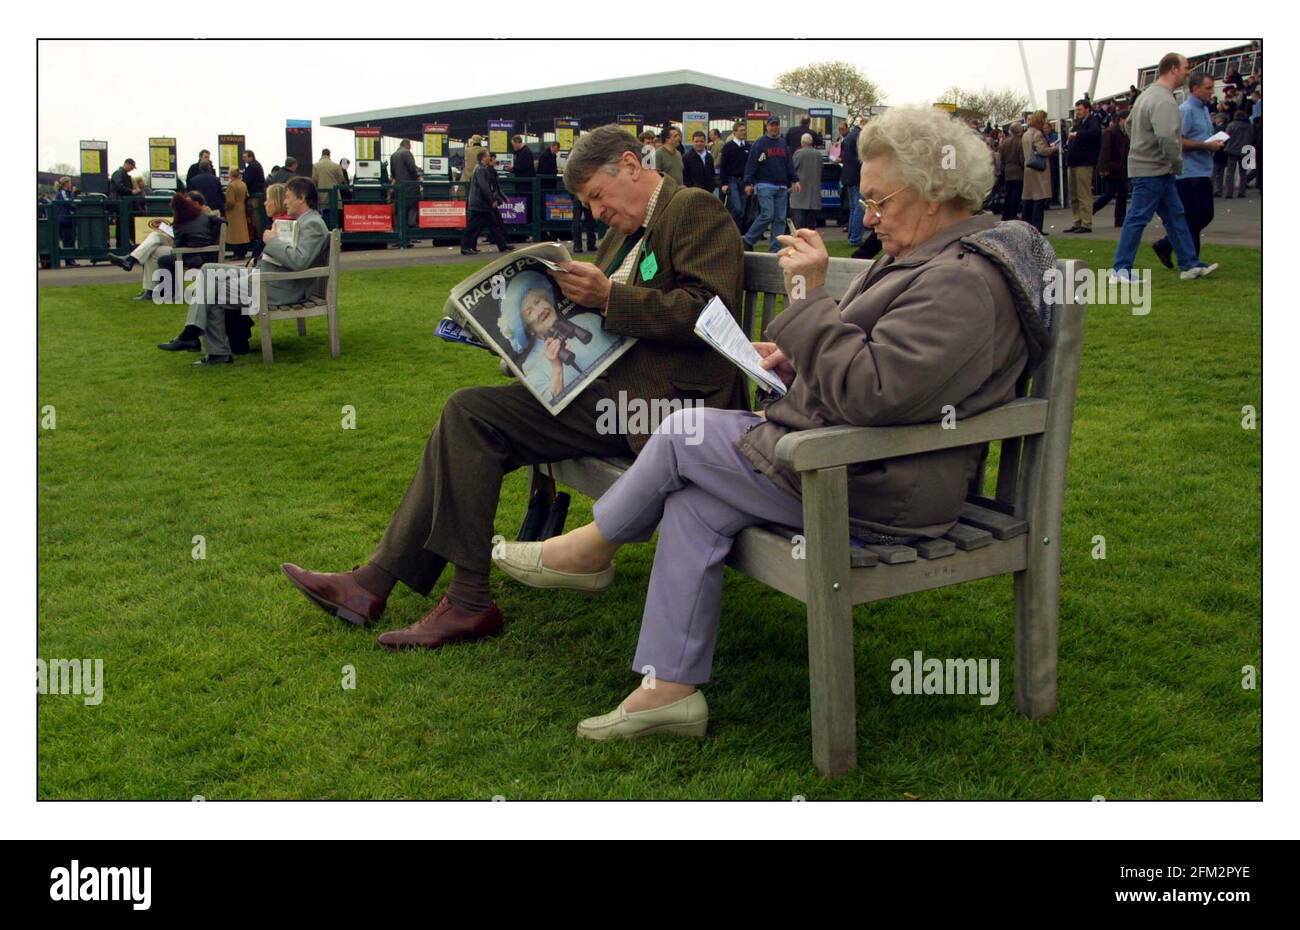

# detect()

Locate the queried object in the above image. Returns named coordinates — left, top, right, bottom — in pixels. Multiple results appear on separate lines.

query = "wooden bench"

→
left=524, top=252, right=1087, bottom=777
left=253, top=229, right=341, bottom=363
left=170, top=222, right=227, bottom=270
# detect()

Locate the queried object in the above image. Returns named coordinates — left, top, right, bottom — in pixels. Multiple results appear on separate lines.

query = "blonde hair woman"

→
left=264, top=183, right=289, bottom=221
left=1020, top=110, right=1058, bottom=232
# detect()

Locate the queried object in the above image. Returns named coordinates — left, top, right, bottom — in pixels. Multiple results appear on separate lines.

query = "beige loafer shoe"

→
left=492, top=540, right=615, bottom=593
left=576, top=691, right=709, bottom=741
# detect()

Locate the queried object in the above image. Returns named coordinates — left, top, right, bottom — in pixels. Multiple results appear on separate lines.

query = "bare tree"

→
left=775, top=61, right=886, bottom=121
left=939, top=86, right=1031, bottom=125
left=46, top=162, right=76, bottom=177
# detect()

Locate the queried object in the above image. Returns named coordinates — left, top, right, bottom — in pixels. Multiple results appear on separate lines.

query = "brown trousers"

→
left=371, top=379, right=633, bottom=593
left=1069, top=165, right=1095, bottom=227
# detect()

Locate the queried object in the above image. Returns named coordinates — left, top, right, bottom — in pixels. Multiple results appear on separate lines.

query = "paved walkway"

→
left=39, top=194, right=1260, bottom=289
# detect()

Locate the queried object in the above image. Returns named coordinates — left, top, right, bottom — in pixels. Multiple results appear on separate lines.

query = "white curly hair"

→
left=857, top=106, right=995, bottom=213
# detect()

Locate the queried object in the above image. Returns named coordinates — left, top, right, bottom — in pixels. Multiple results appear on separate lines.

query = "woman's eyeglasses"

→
left=858, top=186, right=907, bottom=218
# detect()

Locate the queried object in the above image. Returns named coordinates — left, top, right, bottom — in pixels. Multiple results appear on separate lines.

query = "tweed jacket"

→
left=594, top=173, right=750, bottom=451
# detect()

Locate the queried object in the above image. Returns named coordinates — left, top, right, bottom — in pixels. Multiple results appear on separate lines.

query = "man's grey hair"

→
left=1188, top=69, right=1213, bottom=89
left=563, top=124, right=641, bottom=194
left=801, top=133, right=813, bottom=146
left=858, top=105, right=994, bottom=213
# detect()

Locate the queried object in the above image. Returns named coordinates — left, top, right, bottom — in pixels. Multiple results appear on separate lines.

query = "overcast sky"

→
left=37, top=38, right=1252, bottom=173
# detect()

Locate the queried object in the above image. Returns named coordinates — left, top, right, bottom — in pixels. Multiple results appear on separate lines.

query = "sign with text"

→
left=286, top=119, right=313, bottom=176
left=555, top=117, right=579, bottom=152
left=79, top=140, right=108, bottom=194
left=418, top=200, right=466, bottom=228
left=682, top=111, right=708, bottom=143
left=423, top=123, right=448, bottom=176
left=746, top=111, right=770, bottom=143
left=354, top=126, right=382, bottom=180
left=497, top=196, right=527, bottom=224
left=543, top=192, right=574, bottom=222
left=218, top=134, right=245, bottom=182
left=148, top=137, right=177, bottom=190
left=354, top=126, right=381, bottom=161
left=618, top=113, right=642, bottom=137
left=343, top=203, right=394, bottom=232
left=488, top=120, right=514, bottom=154
left=808, top=107, right=833, bottom=144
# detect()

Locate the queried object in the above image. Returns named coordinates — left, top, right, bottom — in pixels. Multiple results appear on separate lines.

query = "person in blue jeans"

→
left=742, top=116, right=801, bottom=252
left=1112, top=175, right=1204, bottom=278
left=1111, top=53, right=1216, bottom=282
left=839, top=118, right=864, bottom=246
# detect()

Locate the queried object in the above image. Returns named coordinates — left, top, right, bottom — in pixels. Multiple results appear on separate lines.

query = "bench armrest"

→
left=256, top=267, right=329, bottom=282
left=773, top=397, right=1048, bottom=472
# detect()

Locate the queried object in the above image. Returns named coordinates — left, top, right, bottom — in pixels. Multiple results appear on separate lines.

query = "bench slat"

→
left=959, top=502, right=1029, bottom=540
left=915, top=537, right=957, bottom=559
left=944, top=523, right=993, bottom=550
left=865, top=543, right=916, bottom=564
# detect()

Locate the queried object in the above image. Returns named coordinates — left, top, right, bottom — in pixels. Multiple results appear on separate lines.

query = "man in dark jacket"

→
left=742, top=116, right=801, bottom=252
left=785, top=116, right=822, bottom=151
left=389, top=139, right=422, bottom=236
left=537, top=141, right=559, bottom=176
left=186, top=168, right=223, bottom=213
left=241, top=150, right=267, bottom=240
left=1092, top=113, right=1129, bottom=225
left=717, top=121, right=750, bottom=227
left=185, top=150, right=213, bottom=185
left=110, top=159, right=136, bottom=198
left=1064, top=99, right=1103, bottom=232
left=266, top=157, right=298, bottom=186
left=840, top=119, right=863, bottom=246
left=461, top=150, right=513, bottom=255
left=681, top=131, right=716, bottom=191
left=510, top=136, right=536, bottom=177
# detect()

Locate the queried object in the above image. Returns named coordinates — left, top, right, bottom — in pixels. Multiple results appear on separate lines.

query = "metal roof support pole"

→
left=1018, top=41, right=1037, bottom=110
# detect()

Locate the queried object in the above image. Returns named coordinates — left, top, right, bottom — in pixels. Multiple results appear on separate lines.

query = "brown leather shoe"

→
left=281, top=563, right=387, bottom=627
left=375, top=596, right=503, bottom=651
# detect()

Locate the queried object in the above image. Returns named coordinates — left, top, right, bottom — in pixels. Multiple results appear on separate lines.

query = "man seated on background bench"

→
left=158, top=176, right=329, bottom=365
left=281, top=124, right=749, bottom=652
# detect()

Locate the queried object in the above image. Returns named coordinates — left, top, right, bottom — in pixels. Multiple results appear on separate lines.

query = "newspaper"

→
left=273, top=218, right=298, bottom=247
left=694, top=296, right=788, bottom=396
left=443, top=243, right=636, bottom=415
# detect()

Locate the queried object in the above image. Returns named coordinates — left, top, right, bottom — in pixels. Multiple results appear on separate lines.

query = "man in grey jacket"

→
left=158, top=177, right=330, bottom=364
left=1110, top=52, right=1217, bottom=282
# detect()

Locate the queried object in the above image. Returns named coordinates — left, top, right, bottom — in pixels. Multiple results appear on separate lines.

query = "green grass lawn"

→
left=37, top=237, right=1261, bottom=799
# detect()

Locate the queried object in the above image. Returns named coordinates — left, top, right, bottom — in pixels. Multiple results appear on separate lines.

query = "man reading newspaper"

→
left=282, top=125, right=749, bottom=650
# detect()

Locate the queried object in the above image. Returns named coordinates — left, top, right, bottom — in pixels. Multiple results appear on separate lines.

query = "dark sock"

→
left=181, top=324, right=202, bottom=340
left=446, top=565, right=493, bottom=613
left=353, top=561, right=396, bottom=598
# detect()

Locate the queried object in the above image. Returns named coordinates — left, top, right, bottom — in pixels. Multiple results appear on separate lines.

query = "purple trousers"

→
left=593, top=408, right=805, bottom=685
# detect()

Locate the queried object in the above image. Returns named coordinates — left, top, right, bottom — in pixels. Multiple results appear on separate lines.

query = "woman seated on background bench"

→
left=494, top=106, right=1052, bottom=742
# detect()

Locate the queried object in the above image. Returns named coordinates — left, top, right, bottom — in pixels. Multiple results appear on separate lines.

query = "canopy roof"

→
left=320, top=69, right=848, bottom=141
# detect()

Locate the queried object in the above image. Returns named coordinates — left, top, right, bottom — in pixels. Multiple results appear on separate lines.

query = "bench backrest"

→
left=740, top=252, right=866, bottom=338
left=738, top=251, right=1087, bottom=522
left=1002, top=258, right=1086, bottom=521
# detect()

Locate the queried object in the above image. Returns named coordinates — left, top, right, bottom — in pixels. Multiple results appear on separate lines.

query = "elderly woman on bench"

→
left=494, top=106, right=1046, bottom=742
